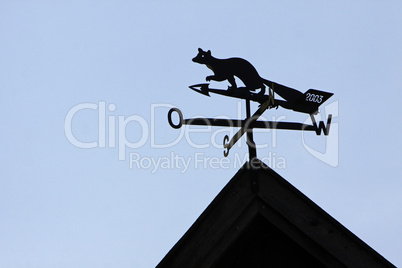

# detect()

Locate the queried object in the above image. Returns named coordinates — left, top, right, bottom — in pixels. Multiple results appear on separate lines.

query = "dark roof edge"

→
left=254, top=159, right=396, bottom=267
left=156, top=161, right=252, bottom=266
left=157, top=159, right=396, bottom=267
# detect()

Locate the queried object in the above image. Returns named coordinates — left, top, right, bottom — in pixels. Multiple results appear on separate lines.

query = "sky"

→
left=1, top=1, right=401, bottom=267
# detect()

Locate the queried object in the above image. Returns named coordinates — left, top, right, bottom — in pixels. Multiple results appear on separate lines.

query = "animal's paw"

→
left=206, top=76, right=212, bottom=82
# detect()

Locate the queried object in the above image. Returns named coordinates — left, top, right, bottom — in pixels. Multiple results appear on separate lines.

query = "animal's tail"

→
left=262, top=78, right=333, bottom=114
left=262, top=78, right=304, bottom=103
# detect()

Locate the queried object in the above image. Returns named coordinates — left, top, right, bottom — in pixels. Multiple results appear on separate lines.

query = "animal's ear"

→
left=207, top=50, right=211, bottom=55
left=198, top=48, right=203, bottom=53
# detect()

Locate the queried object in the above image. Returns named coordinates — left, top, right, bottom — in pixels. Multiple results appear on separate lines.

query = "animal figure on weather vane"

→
left=168, top=48, right=334, bottom=160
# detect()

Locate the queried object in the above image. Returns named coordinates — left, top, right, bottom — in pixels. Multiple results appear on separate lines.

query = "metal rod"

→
left=245, top=99, right=257, bottom=160
left=181, top=118, right=317, bottom=131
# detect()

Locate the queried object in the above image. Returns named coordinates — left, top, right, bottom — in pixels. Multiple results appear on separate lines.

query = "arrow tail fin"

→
left=296, top=89, right=334, bottom=114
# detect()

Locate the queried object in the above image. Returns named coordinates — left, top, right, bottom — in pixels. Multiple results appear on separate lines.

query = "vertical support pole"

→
left=245, top=99, right=257, bottom=161
left=246, top=99, right=259, bottom=193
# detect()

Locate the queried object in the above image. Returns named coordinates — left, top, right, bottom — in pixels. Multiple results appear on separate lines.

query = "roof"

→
left=157, top=159, right=395, bottom=268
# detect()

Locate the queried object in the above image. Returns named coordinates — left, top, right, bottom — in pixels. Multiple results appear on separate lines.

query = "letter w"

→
left=310, top=114, right=332, bottom=136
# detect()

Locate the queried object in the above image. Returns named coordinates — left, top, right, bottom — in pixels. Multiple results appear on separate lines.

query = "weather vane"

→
left=168, top=48, right=333, bottom=161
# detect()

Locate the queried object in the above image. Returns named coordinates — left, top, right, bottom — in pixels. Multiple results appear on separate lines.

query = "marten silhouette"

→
left=192, top=48, right=269, bottom=95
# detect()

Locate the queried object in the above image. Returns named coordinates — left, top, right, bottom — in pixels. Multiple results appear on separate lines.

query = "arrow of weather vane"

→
left=168, top=48, right=334, bottom=160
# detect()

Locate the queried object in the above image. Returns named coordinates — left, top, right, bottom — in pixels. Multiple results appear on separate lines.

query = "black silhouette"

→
left=167, top=49, right=335, bottom=159
left=192, top=48, right=270, bottom=95
left=189, top=83, right=333, bottom=115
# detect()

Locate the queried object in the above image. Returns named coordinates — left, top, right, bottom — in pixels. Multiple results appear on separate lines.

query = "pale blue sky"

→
left=1, top=1, right=401, bottom=267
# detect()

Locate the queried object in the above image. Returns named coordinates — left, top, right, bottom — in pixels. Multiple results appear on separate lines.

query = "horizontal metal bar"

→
left=182, top=118, right=316, bottom=131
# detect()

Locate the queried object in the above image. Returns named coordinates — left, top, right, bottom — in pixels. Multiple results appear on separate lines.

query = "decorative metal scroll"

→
left=168, top=48, right=334, bottom=160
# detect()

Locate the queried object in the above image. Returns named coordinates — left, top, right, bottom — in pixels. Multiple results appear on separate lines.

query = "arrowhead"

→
left=189, top=83, right=211, bottom=96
